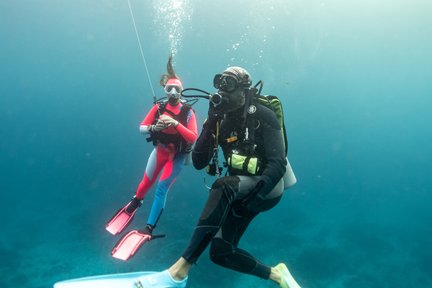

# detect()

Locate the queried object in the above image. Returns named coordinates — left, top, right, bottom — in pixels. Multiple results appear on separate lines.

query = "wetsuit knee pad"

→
left=209, top=238, right=232, bottom=265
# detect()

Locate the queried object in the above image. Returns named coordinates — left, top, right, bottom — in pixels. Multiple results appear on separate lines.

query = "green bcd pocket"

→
left=227, top=154, right=260, bottom=175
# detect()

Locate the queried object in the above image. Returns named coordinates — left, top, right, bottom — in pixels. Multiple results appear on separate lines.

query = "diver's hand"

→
left=159, top=114, right=179, bottom=127
left=207, top=101, right=222, bottom=123
left=151, top=121, right=166, bottom=132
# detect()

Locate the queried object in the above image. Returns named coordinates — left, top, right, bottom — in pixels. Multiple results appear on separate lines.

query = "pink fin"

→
left=111, top=230, right=152, bottom=261
left=105, top=202, right=137, bottom=235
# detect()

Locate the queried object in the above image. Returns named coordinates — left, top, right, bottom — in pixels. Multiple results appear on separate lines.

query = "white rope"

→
left=127, top=0, right=156, bottom=99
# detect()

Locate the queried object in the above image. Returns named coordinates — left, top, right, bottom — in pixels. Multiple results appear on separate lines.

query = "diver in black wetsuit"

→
left=134, top=67, right=301, bottom=288
left=183, top=66, right=288, bottom=274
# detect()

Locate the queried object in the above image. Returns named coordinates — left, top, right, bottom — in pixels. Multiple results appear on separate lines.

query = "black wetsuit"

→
left=182, top=102, right=287, bottom=279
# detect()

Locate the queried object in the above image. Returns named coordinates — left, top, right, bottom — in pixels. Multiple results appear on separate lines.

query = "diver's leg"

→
left=181, top=176, right=242, bottom=264
left=106, top=147, right=170, bottom=234
left=171, top=177, right=282, bottom=281
left=146, top=152, right=186, bottom=231
left=209, top=195, right=282, bottom=279
left=135, top=146, right=169, bottom=199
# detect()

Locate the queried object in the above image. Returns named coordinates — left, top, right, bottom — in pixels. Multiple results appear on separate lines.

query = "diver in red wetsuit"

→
left=106, top=57, right=197, bottom=259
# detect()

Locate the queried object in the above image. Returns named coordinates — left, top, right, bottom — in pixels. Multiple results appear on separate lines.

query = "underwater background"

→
left=1, top=0, right=431, bottom=287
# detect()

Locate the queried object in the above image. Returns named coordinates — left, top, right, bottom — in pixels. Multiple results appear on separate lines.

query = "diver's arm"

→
left=139, top=104, right=160, bottom=134
left=139, top=125, right=153, bottom=133
left=257, top=109, right=287, bottom=196
left=174, top=110, right=198, bottom=144
left=192, top=118, right=217, bottom=170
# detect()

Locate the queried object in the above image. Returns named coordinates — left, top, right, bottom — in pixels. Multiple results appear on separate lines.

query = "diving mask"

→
left=164, top=78, right=183, bottom=104
left=213, top=74, right=240, bottom=93
left=165, top=86, right=181, bottom=105
left=164, top=84, right=182, bottom=95
left=213, top=67, right=252, bottom=93
left=213, top=74, right=252, bottom=93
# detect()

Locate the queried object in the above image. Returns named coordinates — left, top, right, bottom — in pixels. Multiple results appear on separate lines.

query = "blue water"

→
left=1, top=0, right=431, bottom=287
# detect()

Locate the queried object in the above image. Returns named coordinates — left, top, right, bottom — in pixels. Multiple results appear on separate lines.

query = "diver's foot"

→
left=106, top=198, right=141, bottom=235
left=275, top=263, right=301, bottom=288
left=126, top=196, right=143, bottom=213
left=134, top=270, right=187, bottom=288
left=140, top=224, right=153, bottom=236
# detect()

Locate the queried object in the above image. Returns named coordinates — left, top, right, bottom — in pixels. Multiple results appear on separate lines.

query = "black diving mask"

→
left=213, top=74, right=243, bottom=93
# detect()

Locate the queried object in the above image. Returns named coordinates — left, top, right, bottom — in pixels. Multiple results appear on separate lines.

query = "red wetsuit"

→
left=136, top=101, right=197, bottom=226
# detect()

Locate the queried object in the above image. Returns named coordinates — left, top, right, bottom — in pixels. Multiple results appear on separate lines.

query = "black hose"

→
left=181, top=88, right=211, bottom=99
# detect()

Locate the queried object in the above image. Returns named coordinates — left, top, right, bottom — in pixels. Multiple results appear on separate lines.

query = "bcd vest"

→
left=147, top=102, right=193, bottom=153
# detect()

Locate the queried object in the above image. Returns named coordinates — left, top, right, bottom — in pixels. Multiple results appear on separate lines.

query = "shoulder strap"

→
left=178, top=104, right=192, bottom=125
left=242, top=96, right=258, bottom=154
left=153, top=101, right=167, bottom=122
